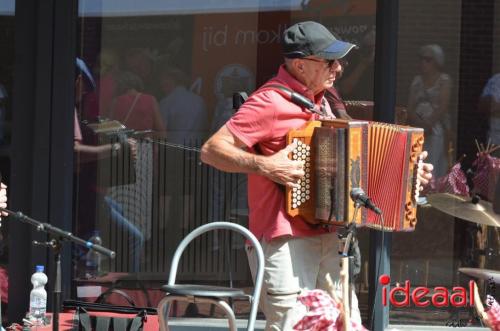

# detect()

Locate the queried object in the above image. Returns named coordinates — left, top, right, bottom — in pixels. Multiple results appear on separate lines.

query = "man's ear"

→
left=294, top=59, right=304, bottom=72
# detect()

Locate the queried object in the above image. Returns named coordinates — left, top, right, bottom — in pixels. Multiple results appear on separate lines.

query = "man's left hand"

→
left=127, top=138, right=138, bottom=161
left=0, top=182, right=7, bottom=217
left=417, top=151, right=433, bottom=187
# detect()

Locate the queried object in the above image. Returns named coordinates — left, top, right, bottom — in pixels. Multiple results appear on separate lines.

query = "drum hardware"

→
left=471, top=280, right=496, bottom=330
left=337, top=200, right=363, bottom=331
left=459, top=268, right=500, bottom=284
left=336, top=191, right=384, bottom=330
left=466, top=247, right=499, bottom=257
left=426, top=193, right=500, bottom=228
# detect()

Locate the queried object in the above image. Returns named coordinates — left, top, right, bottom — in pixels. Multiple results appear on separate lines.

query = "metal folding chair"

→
left=157, top=221, right=264, bottom=331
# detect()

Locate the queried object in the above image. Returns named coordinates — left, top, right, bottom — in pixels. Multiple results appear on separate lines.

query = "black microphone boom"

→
left=86, top=242, right=116, bottom=258
left=0, top=207, right=116, bottom=258
left=350, top=187, right=382, bottom=215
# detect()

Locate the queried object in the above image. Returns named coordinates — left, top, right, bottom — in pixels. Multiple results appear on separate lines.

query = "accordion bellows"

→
left=286, top=119, right=424, bottom=232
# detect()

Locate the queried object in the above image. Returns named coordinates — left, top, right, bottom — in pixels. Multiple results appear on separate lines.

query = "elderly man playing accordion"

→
left=201, top=21, right=433, bottom=331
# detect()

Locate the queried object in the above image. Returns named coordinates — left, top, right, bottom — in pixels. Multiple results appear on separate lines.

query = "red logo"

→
left=379, top=274, right=475, bottom=308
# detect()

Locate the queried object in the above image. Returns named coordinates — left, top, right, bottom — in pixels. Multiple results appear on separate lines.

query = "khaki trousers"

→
left=247, top=232, right=362, bottom=331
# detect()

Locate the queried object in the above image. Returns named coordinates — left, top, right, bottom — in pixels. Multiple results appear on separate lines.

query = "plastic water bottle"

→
left=85, top=230, right=102, bottom=279
left=28, top=265, right=47, bottom=322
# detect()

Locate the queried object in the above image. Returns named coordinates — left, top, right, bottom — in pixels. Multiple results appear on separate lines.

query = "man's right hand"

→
left=258, top=141, right=305, bottom=189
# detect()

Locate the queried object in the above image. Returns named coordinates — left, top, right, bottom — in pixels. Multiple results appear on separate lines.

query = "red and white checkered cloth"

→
left=473, top=153, right=500, bottom=201
left=486, top=296, right=500, bottom=331
left=422, top=162, right=469, bottom=196
left=293, top=289, right=368, bottom=331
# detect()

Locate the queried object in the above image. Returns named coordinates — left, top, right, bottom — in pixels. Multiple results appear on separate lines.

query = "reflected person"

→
left=479, top=71, right=500, bottom=148
left=74, top=58, right=139, bottom=274
left=159, top=66, right=208, bottom=146
left=338, top=28, right=375, bottom=101
left=106, top=71, right=165, bottom=272
left=408, top=44, right=452, bottom=178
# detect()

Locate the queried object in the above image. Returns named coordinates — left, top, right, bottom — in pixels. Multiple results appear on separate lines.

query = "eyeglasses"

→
left=302, top=58, right=347, bottom=69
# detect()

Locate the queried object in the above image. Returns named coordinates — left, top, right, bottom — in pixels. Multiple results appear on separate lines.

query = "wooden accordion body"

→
left=82, top=118, right=137, bottom=187
left=286, top=119, right=424, bottom=231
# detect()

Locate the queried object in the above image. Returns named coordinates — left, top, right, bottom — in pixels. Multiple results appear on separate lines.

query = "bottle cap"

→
left=35, top=265, right=44, bottom=273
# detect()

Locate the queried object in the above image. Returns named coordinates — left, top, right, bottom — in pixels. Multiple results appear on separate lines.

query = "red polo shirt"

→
left=226, top=65, right=333, bottom=241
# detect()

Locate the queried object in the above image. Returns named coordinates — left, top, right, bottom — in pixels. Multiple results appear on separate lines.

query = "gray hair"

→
left=419, top=44, right=445, bottom=67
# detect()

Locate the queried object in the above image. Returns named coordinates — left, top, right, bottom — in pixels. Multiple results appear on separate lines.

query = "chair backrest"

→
left=167, top=221, right=264, bottom=331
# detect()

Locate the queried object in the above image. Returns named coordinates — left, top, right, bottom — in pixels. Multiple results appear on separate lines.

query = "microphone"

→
left=290, top=92, right=315, bottom=110
left=350, top=187, right=382, bottom=215
left=85, top=242, right=116, bottom=259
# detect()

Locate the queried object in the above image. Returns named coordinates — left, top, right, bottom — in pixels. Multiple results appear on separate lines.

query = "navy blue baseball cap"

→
left=282, top=21, right=356, bottom=60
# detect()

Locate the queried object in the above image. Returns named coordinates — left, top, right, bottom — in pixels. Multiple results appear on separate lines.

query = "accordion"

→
left=285, top=119, right=424, bottom=231
left=81, top=118, right=136, bottom=187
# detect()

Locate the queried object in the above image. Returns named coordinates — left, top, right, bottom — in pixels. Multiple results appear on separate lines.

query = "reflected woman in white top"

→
left=408, top=44, right=452, bottom=178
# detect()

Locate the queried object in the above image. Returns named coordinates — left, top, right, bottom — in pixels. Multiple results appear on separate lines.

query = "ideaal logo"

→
left=379, top=275, right=475, bottom=308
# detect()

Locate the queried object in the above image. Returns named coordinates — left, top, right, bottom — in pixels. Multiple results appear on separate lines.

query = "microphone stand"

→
left=338, top=203, right=361, bottom=331
left=0, top=207, right=115, bottom=331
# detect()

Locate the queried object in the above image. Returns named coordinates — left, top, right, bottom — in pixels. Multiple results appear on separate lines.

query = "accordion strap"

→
left=122, top=93, right=141, bottom=126
left=263, top=84, right=333, bottom=118
left=263, top=84, right=316, bottom=110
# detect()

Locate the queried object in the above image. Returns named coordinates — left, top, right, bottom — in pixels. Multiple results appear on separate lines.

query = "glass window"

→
left=393, top=0, right=500, bottom=326
left=0, top=0, right=14, bottom=147
left=74, top=0, right=377, bottom=319
left=0, top=0, right=14, bottom=321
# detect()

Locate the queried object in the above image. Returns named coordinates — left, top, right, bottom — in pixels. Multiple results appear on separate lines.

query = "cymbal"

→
left=426, top=193, right=500, bottom=228
left=459, top=267, right=500, bottom=284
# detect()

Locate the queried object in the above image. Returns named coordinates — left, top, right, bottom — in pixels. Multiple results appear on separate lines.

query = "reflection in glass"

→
left=392, top=0, right=500, bottom=326
left=0, top=0, right=14, bottom=321
left=408, top=44, right=452, bottom=179
left=74, top=0, right=377, bottom=321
